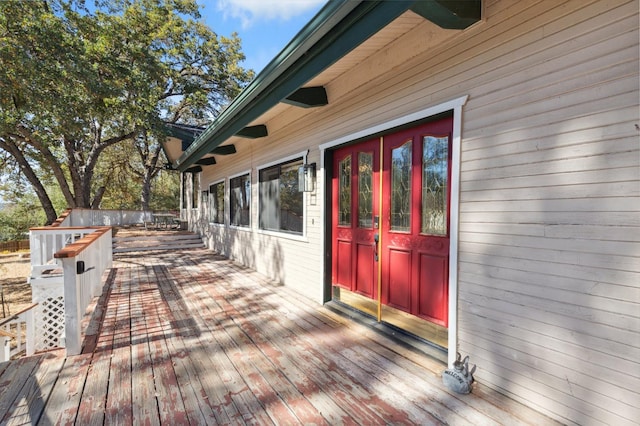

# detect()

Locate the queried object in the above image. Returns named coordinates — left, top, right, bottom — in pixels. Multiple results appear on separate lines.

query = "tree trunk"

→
left=138, top=142, right=162, bottom=211
left=0, top=137, right=58, bottom=224
left=141, top=175, right=152, bottom=211
left=91, top=186, right=106, bottom=209
left=17, top=127, right=76, bottom=207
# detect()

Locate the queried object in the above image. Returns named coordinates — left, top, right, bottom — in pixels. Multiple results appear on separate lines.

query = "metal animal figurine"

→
left=442, top=352, right=476, bottom=394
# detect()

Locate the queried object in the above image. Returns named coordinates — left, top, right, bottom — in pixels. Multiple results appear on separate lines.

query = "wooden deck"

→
left=0, top=241, right=559, bottom=425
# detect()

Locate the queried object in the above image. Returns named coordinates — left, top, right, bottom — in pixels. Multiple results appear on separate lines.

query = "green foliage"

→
left=0, top=0, right=253, bottom=218
left=0, top=195, right=46, bottom=241
left=148, top=170, right=180, bottom=211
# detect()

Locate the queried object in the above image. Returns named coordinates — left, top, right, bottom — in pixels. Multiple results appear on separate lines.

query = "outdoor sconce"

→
left=298, top=163, right=316, bottom=192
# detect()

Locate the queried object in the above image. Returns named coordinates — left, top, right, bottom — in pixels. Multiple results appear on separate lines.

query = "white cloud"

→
left=217, top=0, right=325, bottom=28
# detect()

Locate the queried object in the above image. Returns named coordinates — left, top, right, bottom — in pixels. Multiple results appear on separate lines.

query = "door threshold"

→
left=324, top=300, right=447, bottom=364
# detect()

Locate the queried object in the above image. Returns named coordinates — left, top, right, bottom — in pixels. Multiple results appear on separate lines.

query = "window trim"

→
left=257, top=150, right=309, bottom=239
left=229, top=169, right=252, bottom=230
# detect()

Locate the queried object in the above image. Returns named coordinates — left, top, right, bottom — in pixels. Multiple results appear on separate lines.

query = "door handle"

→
left=374, top=233, right=379, bottom=262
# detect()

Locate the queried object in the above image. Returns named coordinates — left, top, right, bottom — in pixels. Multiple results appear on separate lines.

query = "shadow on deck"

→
left=0, top=235, right=559, bottom=425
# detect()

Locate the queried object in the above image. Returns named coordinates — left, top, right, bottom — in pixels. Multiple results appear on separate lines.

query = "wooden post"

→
left=0, top=334, right=10, bottom=362
left=61, top=257, right=82, bottom=356
left=26, top=307, right=35, bottom=356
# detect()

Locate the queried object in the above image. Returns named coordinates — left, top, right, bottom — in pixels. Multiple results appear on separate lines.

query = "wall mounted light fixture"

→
left=298, top=163, right=316, bottom=192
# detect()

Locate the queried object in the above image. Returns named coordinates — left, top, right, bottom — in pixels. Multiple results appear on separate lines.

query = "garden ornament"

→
left=442, top=352, right=476, bottom=394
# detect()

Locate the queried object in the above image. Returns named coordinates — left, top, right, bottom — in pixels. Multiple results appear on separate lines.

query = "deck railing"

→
left=53, top=208, right=153, bottom=227
left=0, top=303, right=37, bottom=362
left=29, top=225, right=112, bottom=355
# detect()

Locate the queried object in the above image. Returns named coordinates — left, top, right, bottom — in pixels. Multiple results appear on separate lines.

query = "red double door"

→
left=331, top=117, right=452, bottom=327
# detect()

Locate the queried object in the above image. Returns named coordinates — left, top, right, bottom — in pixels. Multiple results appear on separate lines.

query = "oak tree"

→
left=0, top=0, right=252, bottom=223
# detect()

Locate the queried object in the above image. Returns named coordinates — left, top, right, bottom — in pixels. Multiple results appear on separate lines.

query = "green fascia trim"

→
left=175, top=0, right=479, bottom=171
left=164, top=123, right=203, bottom=145
left=410, top=0, right=481, bottom=29
left=175, top=0, right=409, bottom=171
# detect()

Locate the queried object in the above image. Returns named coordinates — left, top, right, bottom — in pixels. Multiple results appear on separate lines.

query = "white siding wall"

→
left=457, top=1, right=639, bottom=425
left=189, top=0, right=639, bottom=423
left=195, top=138, right=325, bottom=303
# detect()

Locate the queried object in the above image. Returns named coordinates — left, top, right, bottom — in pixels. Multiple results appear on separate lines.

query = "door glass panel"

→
left=391, top=141, right=412, bottom=232
left=422, top=136, right=448, bottom=235
left=358, top=152, right=373, bottom=228
left=338, top=155, right=351, bottom=226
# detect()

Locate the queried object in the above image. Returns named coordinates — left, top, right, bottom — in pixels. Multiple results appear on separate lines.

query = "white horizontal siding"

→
left=291, top=0, right=638, bottom=423
left=186, top=0, right=639, bottom=423
left=450, top=1, right=640, bottom=424
left=195, top=122, right=325, bottom=304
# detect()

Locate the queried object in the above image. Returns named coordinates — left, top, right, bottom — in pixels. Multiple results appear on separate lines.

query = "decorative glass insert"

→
left=230, top=174, right=250, bottom=227
left=259, top=158, right=303, bottom=234
left=391, top=141, right=412, bottom=232
left=422, top=135, right=448, bottom=235
left=358, top=152, right=373, bottom=228
left=209, top=181, right=225, bottom=224
left=338, top=155, right=351, bottom=226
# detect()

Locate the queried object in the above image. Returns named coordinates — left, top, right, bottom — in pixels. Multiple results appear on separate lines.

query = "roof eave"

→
left=175, top=0, right=418, bottom=171
left=175, top=0, right=481, bottom=172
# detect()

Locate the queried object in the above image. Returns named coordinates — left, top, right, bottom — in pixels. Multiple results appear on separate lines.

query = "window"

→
left=422, top=135, right=449, bottom=235
left=230, top=173, right=251, bottom=227
left=181, top=173, right=188, bottom=209
left=358, top=152, right=373, bottom=228
left=259, top=157, right=303, bottom=235
left=209, top=180, right=225, bottom=224
left=338, top=155, right=351, bottom=226
left=191, top=173, right=199, bottom=209
left=391, top=141, right=412, bottom=232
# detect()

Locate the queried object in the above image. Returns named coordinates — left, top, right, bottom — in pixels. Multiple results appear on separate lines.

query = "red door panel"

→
left=381, top=116, right=453, bottom=327
left=335, top=239, right=352, bottom=289
left=418, top=253, right=448, bottom=325
left=355, top=243, right=375, bottom=297
left=331, top=139, right=380, bottom=298
left=387, top=248, right=411, bottom=311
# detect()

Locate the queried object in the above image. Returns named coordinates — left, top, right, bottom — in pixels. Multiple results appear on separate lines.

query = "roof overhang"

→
left=174, top=0, right=481, bottom=172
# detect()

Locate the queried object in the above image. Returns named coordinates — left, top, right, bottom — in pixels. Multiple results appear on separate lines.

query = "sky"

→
left=201, top=0, right=327, bottom=75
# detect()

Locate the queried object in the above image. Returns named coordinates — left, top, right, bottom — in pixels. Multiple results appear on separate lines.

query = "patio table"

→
left=152, top=213, right=177, bottom=229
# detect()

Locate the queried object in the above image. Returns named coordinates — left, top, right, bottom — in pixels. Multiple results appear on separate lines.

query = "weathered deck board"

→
left=0, top=355, right=43, bottom=422
left=194, top=258, right=450, bottom=425
left=0, top=235, right=561, bottom=425
left=2, top=351, right=64, bottom=426
left=130, top=265, right=162, bottom=426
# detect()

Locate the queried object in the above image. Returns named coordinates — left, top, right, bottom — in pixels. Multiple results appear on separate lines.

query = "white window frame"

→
left=257, top=150, right=309, bottom=241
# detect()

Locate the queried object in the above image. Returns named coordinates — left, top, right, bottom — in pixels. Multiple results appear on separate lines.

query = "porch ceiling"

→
left=174, top=0, right=481, bottom=172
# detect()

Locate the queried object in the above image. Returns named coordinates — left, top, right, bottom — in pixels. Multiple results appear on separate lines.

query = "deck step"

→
left=112, top=232, right=205, bottom=253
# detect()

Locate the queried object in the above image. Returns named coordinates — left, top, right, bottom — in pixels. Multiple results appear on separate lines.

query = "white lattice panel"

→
left=31, top=278, right=65, bottom=352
